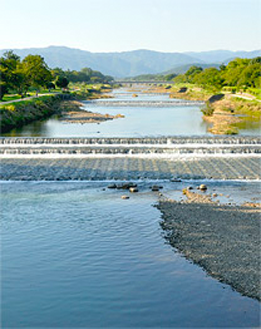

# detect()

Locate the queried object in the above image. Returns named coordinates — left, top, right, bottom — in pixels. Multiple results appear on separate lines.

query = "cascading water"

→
left=0, top=137, right=260, bottom=155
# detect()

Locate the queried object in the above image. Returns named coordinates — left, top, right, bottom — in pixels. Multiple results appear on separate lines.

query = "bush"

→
left=201, top=101, right=214, bottom=116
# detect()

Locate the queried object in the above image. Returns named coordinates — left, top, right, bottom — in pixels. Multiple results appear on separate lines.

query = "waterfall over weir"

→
left=0, top=137, right=260, bottom=156
left=84, top=100, right=205, bottom=107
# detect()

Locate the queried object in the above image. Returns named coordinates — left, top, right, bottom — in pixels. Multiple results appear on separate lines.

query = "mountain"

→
left=0, top=46, right=260, bottom=78
left=0, top=46, right=200, bottom=78
left=185, top=50, right=261, bottom=64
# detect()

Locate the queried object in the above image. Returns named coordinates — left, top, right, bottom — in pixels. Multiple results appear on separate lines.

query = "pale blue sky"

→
left=1, top=0, right=260, bottom=52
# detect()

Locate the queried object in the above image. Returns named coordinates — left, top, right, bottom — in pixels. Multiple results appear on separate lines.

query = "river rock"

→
left=212, top=193, right=218, bottom=198
left=108, top=183, right=117, bottom=189
left=151, top=185, right=160, bottom=192
left=129, top=187, right=138, bottom=193
left=187, top=186, right=193, bottom=190
left=171, top=178, right=182, bottom=182
left=119, top=182, right=137, bottom=189
left=121, top=195, right=129, bottom=199
left=199, top=184, right=207, bottom=191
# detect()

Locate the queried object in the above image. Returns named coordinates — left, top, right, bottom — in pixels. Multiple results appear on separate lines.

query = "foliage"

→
left=22, top=55, right=52, bottom=90
left=0, top=51, right=113, bottom=99
left=173, top=57, right=261, bottom=92
left=51, top=67, right=113, bottom=84
left=0, top=51, right=53, bottom=98
left=55, top=76, right=69, bottom=89
left=201, top=101, right=214, bottom=116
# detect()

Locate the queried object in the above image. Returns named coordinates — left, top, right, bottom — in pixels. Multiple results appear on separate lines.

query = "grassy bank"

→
left=169, top=84, right=261, bottom=134
left=0, top=85, right=113, bottom=133
left=0, top=94, right=66, bottom=133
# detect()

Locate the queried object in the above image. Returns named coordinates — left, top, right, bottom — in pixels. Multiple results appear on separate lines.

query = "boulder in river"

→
left=108, top=183, right=117, bottom=189
left=199, top=184, right=207, bottom=191
left=151, top=185, right=162, bottom=192
left=129, top=187, right=139, bottom=193
left=121, top=195, right=129, bottom=199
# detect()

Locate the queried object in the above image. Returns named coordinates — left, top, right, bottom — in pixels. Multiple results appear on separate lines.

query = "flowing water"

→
left=1, top=87, right=261, bottom=328
left=2, top=88, right=260, bottom=137
left=1, top=181, right=260, bottom=328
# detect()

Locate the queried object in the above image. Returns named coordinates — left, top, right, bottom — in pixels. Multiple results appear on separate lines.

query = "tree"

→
left=22, top=55, right=52, bottom=90
left=46, top=82, right=56, bottom=91
left=0, top=82, right=8, bottom=100
left=194, top=68, right=224, bottom=91
left=55, top=76, right=69, bottom=89
left=0, top=51, right=22, bottom=96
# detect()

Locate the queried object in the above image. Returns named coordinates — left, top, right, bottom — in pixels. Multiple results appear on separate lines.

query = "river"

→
left=1, top=181, right=260, bottom=328
left=2, top=88, right=260, bottom=137
left=1, top=87, right=261, bottom=328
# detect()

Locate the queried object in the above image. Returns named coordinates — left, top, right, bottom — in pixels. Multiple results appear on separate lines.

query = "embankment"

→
left=0, top=94, right=74, bottom=133
left=169, top=86, right=261, bottom=134
left=0, top=88, right=113, bottom=133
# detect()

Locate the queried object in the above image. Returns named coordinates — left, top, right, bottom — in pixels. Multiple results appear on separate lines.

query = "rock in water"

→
left=199, top=184, right=207, bottom=191
left=108, top=183, right=117, bottom=189
left=129, top=187, right=138, bottom=193
left=121, top=195, right=129, bottom=199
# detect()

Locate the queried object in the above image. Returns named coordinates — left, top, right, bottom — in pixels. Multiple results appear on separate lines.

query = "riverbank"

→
left=0, top=87, right=114, bottom=133
left=158, top=191, right=261, bottom=301
left=168, top=85, right=261, bottom=135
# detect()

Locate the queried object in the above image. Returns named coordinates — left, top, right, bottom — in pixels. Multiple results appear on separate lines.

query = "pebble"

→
left=199, top=184, right=207, bottom=191
left=151, top=185, right=160, bottom=192
left=121, top=195, right=129, bottom=199
left=129, top=187, right=138, bottom=193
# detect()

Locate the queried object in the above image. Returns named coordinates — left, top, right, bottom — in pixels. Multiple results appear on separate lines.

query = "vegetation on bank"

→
left=166, top=84, right=261, bottom=135
left=0, top=84, right=113, bottom=133
left=0, top=51, right=113, bottom=100
left=0, top=50, right=115, bottom=132
left=0, top=95, right=62, bottom=132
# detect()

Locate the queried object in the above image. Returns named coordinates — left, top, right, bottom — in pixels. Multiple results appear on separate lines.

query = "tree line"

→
left=173, top=57, right=261, bottom=92
left=0, top=51, right=114, bottom=99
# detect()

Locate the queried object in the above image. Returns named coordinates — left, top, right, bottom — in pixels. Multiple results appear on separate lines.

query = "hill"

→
left=0, top=46, right=260, bottom=78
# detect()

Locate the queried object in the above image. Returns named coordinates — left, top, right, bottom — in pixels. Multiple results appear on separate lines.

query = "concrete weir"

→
left=84, top=100, right=205, bottom=107
left=0, top=137, right=260, bottom=180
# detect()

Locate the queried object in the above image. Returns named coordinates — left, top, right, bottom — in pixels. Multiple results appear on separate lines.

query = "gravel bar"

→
left=158, top=200, right=261, bottom=300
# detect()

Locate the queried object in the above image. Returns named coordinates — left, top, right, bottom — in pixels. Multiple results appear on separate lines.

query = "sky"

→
left=1, top=0, right=260, bottom=52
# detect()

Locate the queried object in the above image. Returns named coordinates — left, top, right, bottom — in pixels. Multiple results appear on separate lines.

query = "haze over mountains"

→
left=0, top=46, right=260, bottom=78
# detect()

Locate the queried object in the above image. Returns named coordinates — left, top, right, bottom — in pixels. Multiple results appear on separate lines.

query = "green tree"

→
left=55, top=76, right=69, bottom=89
left=22, top=55, right=52, bottom=90
left=0, top=51, right=22, bottom=97
left=194, top=68, right=223, bottom=91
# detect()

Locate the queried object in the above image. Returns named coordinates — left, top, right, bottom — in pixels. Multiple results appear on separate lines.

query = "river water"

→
left=1, top=181, right=260, bottom=328
left=1, top=88, right=261, bottom=327
left=2, top=88, right=260, bottom=137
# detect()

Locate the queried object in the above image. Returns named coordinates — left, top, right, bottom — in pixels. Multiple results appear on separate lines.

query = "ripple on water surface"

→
left=1, top=181, right=260, bottom=327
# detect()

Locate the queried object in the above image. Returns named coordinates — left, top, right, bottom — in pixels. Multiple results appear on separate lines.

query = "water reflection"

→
left=2, top=89, right=260, bottom=137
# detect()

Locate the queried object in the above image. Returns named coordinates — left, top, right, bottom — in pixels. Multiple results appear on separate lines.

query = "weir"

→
left=84, top=100, right=205, bottom=107
left=0, top=137, right=260, bottom=156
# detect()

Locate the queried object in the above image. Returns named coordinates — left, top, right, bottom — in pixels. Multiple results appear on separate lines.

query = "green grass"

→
left=1, top=95, right=22, bottom=102
left=0, top=94, right=56, bottom=109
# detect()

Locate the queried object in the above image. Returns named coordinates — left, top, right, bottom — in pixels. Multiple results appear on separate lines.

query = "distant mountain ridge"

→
left=0, top=46, right=260, bottom=78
